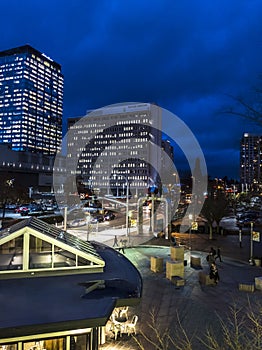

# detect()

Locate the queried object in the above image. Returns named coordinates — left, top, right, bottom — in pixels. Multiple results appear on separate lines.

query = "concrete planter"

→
left=254, top=258, right=261, bottom=267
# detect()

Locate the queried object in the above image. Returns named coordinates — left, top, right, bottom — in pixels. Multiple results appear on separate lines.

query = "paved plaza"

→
left=94, top=229, right=262, bottom=349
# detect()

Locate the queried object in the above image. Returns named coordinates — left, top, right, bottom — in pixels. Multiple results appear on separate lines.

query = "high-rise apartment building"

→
left=240, top=133, right=262, bottom=191
left=0, top=45, right=63, bottom=154
left=66, top=103, right=174, bottom=197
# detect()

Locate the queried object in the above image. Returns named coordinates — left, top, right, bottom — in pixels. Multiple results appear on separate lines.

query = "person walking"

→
left=209, top=262, right=220, bottom=284
left=210, top=247, right=216, bottom=257
left=119, top=239, right=125, bottom=254
left=170, top=234, right=176, bottom=246
left=206, top=252, right=215, bottom=266
left=215, top=247, right=222, bottom=262
left=113, top=235, right=119, bottom=247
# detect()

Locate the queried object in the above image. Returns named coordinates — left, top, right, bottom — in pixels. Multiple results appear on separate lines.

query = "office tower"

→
left=240, top=133, right=262, bottom=191
left=67, top=103, right=174, bottom=197
left=0, top=45, right=63, bottom=154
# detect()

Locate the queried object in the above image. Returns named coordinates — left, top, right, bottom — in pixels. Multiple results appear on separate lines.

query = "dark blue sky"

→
left=1, top=0, right=262, bottom=180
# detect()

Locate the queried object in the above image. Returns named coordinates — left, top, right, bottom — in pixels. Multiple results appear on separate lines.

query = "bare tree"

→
left=200, top=194, right=228, bottom=239
left=135, top=298, right=261, bottom=350
left=221, top=76, right=262, bottom=127
left=133, top=308, right=193, bottom=350
left=199, top=299, right=262, bottom=350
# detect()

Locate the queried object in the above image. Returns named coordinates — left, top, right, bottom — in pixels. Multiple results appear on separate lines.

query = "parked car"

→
left=5, top=203, right=17, bottom=210
left=68, top=218, right=87, bottom=227
left=90, top=214, right=104, bottom=224
left=104, top=211, right=116, bottom=221
left=15, top=206, right=30, bottom=215
left=237, top=217, right=254, bottom=226
left=28, top=203, right=43, bottom=213
left=42, top=204, right=55, bottom=213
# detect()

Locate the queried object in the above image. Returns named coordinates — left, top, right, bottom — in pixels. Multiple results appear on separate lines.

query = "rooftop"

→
left=0, top=218, right=142, bottom=339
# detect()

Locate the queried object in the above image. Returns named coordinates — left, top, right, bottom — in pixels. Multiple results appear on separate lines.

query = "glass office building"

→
left=0, top=45, right=63, bottom=154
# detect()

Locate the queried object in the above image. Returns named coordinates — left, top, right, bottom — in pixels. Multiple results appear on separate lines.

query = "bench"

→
left=239, top=282, right=255, bottom=292
left=171, top=276, right=185, bottom=287
left=191, top=255, right=201, bottom=268
left=150, top=256, right=163, bottom=273
left=198, top=271, right=216, bottom=285
left=255, top=276, right=262, bottom=291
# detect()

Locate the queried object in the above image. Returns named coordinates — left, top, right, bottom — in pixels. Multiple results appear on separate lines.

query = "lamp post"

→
left=149, top=195, right=155, bottom=234
left=2, top=178, right=15, bottom=219
left=189, top=214, right=193, bottom=251
left=114, top=173, right=130, bottom=241
left=239, top=225, right=242, bottom=248
left=126, top=178, right=130, bottom=241
left=63, top=206, right=67, bottom=231
left=249, top=221, right=254, bottom=265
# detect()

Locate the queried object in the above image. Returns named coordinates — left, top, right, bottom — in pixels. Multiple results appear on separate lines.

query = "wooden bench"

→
left=166, top=260, right=184, bottom=280
left=191, top=255, right=201, bottom=268
left=171, top=276, right=185, bottom=287
left=198, top=271, right=216, bottom=285
left=239, top=282, right=255, bottom=292
left=150, top=256, right=163, bottom=273
left=255, top=276, right=262, bottom=291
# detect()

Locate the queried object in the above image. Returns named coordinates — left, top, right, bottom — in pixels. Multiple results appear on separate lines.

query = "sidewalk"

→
left=67, top=225, right=155, bottom=247
left=68, top=224, right=258, bottom=264
left=96, top=229, right=262, bottom=350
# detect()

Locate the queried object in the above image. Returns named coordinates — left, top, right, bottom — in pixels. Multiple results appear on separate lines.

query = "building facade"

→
left=66, top=103, right=174, bottom=198
left=0, top=45, right=63, bottom=155
left=0, top=144, right=66, bottom=195
left=240, top=133, right=262, bottom=191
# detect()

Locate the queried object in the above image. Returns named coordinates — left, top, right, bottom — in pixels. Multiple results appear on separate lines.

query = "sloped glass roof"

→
left=0, top=217, right=101, bottom=259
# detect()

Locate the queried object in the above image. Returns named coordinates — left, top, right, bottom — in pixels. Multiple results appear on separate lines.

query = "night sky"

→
left=1, top=0, right=262, bottom=180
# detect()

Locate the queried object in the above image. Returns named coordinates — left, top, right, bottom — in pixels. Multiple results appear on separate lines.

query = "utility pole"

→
left=249, top=222, right=254, bottom=265
left=2, top=178, right=15, bottom=219
left=239, top=225, right=242, bottom=248
left=126, top=179, right=129, bottom=240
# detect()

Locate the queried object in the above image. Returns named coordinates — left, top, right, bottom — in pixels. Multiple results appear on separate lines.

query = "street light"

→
left=114, top=173, right=130, bottom=241
left=189, top=214, right=193, bottom=251
left=249, top=221, right=254, bottom=265
left=126, top=177, right=130, bottom=241
left=239, top=225, right=242, bottom=248
left=2, top=178, right=15, bottom=219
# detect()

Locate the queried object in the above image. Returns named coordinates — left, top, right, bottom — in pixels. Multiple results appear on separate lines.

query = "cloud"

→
left=1, top=0, right=262, bottom=179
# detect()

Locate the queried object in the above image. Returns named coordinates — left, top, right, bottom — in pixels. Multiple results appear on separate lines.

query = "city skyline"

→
left=1, top=1, right=262, bottom=179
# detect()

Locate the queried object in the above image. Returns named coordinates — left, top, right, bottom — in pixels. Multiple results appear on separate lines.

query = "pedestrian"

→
left=119, top=239, right=125, bottom=254
left=209, top=262, right=220, bottom=284
left=210, top=247, right=216, bottom=257
left=215, top=247, right=222, bottom=262
left=170, top=234, right=176, bottom=246
left=113, top=235, right=118, bottom=247
left=206, top=252, right=215, bottom=266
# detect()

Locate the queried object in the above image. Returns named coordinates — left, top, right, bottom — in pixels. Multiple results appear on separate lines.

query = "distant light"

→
left=42, top=53, right=53, bottom=62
